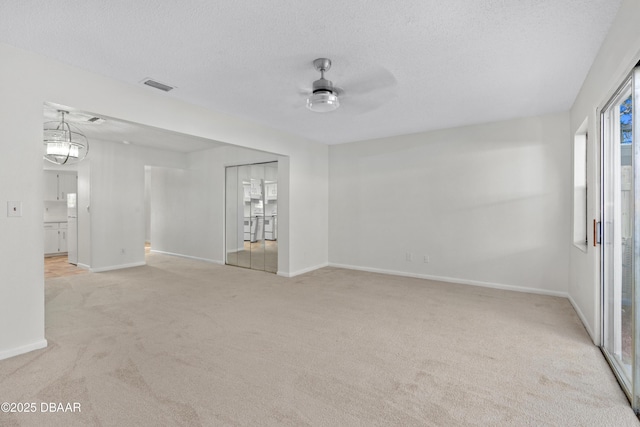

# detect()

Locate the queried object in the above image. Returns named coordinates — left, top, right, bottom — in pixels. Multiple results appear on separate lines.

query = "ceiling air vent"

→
left=142, top=78, right=175, bottom=92
left=61, top=111, right=106, bottom=124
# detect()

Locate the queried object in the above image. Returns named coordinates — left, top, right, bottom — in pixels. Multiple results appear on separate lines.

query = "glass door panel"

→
left=237, top=165, right=252, bottom=269
left=602, top=75, right=634, bottom=398
left=250, top=164, right=266, bottom=270
left=633, top=66, right=640, bottom=411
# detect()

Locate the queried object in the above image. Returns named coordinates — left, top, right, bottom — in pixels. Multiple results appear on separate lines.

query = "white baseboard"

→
left=568, top=294, right=597, bottom=344
left=0, top=339, right=48, bottom=361
left=150, top=250, right=224, bottom=265
left=328, top=263, right=569, bottom=298
left=91, top=262, right=146, bottom=273
left=77, top=263, right=91, bottom=270
left=278, top=262, right=329, bottom=278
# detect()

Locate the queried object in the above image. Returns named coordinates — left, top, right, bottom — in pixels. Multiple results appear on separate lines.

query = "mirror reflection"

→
left=226, top=162, right=277, bottom=273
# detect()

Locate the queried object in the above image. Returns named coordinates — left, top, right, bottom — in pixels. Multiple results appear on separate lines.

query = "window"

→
left=573, top=117, right=588, bottom=251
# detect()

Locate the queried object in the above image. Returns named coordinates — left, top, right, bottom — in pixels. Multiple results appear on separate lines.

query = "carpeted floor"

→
left=0, top=253, right=638, bottom=426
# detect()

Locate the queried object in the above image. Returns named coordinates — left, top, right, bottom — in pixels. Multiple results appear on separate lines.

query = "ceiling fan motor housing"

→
left=312, top=58, right=336, bottom=95
left=312, top=77, right=336, bottom=95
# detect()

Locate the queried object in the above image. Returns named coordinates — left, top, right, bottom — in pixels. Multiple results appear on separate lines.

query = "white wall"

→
left=0, top=41, right=328, bottom=360
left=186, top=146, right=286, bottom=265
left=0, top=89, right=47, bottom=360
left=569, top=0, right=640, bottom=343
left=144, top=166, right=151, bottom=243
left=149, top=166, right=206, bottom=260
left=149, top=145, right=289, bottom=271
left=77, top=159, right=91, bottom=269
left=88, top=139, right=188, bottom=271
left=329, top=113, right=571, bottom=296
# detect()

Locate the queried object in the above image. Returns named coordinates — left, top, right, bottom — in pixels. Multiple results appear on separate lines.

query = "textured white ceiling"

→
left=0, top=0, right=622, bottom=145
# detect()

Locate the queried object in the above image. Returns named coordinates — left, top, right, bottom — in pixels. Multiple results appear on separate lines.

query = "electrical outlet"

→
left=406, top=252, right=413, bottom=262
left=423, top=255, right=430, bottom=263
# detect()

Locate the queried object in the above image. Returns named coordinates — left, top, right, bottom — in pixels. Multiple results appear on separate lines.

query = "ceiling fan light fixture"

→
left=306, top=90, right=340, bottom=113
left=43, top=110, right=89, bottom=165
left=306, top=58, right=340, bottom=113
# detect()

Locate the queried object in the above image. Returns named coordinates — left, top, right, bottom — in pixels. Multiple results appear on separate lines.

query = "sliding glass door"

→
left=601, top=66, right=640, bottom=408
left=225, top=162, right=278, bottom=273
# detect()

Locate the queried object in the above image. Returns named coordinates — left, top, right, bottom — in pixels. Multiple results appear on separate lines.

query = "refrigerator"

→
left=67, top=193, right=78, bottom=265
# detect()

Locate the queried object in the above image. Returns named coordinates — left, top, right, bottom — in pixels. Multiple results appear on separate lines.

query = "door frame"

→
left=599, top=65, right=639, bottom=409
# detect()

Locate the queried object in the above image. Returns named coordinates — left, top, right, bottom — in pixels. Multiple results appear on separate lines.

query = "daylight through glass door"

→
left=601, top=68, right=639, bottom=408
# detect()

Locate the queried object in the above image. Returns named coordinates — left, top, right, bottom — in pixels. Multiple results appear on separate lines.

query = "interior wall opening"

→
left=43, top=105, right=85, bottom=279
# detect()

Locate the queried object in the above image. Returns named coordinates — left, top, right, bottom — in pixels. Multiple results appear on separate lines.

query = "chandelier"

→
left=43, top=110, right=89, bottom=165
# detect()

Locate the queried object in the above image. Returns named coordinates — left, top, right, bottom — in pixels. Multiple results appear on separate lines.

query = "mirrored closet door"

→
left=225, top=162, right=278, bottom=273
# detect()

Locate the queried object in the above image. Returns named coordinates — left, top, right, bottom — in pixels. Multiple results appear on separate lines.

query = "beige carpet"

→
left=0, top=253, right=638, bottom=426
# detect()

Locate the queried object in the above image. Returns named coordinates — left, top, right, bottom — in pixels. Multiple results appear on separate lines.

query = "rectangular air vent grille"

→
left=64, top=112, right=105, bottom=124
left=142, top=79, right=175, bottom=92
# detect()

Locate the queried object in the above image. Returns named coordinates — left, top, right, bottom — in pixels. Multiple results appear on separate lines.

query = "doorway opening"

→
left=225, top=162, right=278, bottom=273
left=42, top=113, right=83, bottom=278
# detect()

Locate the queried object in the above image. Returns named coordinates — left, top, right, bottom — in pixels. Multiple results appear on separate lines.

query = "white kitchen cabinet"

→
left=59, top=173, right=77, bottom=201
left=58, top=223, right=68, bottom=253
left=44, top=222, right=68, bottom=255
left=244, top=217, right=251, bottom=241
left=265, top=183, right=277, bottom=201
left=44, top=171, right=77, bottom=201
left=44, top=223, right=60, bottom=255
left=44, top=171, right=59, bottom=201
left=250, top=179, right=262, bottom=198
left=243, top=184, right=251, bottom=202
left=265, top=216, right=277, bottom=240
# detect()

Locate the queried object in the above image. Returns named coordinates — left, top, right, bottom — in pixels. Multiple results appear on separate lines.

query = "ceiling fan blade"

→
left=338, top=90, right=398, bottom=115
left=292, top=60, right=397, bottom=115
left=340, top=66, right=397, bottom=96
left=297, top=86, right=311, bottom=96
left=287, top=86, right=311, bottom=110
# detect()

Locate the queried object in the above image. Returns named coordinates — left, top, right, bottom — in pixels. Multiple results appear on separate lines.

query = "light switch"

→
left=7, top=201, right=22, bottom=217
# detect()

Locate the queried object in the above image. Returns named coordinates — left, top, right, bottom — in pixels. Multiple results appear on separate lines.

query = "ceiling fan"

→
left=306, top=58, right=340, bottom=113
left=304, top=57, right=397, bottom=114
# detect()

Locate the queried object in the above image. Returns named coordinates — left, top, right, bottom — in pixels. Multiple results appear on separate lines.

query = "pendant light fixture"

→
left=43, top=110, right=89, bottom=165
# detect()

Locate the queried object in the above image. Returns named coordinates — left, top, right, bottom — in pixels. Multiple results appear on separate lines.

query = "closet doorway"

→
left=225, top=162, right=278, bottom=273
